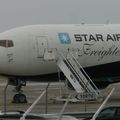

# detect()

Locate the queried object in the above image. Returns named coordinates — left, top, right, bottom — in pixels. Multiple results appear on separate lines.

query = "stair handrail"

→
left=67, top=53, right=98, bottom=95
left=57, top=51, right=92, bottom=93
left=68, top=52, right=100, bottom=95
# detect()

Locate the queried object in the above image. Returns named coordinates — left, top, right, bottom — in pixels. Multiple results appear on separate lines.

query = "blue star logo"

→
left=58, top=33, right=71, bottom=44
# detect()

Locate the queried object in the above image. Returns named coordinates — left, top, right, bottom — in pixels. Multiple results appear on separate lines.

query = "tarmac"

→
left=0, top=76, right=120, bottom=114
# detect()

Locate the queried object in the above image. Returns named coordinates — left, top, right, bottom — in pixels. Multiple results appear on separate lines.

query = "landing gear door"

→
left=36, top=36, right=48, bottom=58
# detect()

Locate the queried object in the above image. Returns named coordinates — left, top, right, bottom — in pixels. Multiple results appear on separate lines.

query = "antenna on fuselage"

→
left=106, top=20, right=110, bottom=24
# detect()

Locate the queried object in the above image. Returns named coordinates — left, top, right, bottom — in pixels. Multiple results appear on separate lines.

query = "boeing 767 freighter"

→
left=0, top=24, right=120, bottom=103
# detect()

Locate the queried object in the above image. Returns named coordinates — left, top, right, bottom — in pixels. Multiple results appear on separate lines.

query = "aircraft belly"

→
left=3, top=60, right=120, bottom=78
left=2, top=61, right=58, bottom=76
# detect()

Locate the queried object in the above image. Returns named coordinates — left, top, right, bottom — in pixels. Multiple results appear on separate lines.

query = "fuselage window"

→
left=0, top=40, right=14, bottom=48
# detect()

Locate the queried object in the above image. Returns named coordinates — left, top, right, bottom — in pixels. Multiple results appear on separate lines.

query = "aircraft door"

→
left=36, top=36, right=48, bottom=58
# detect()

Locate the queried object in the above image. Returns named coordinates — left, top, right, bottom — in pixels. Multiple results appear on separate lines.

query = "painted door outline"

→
left=36, top=36, right=48, bottom=58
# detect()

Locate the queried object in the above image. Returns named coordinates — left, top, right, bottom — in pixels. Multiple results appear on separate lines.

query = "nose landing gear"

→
left=8, top=77, right=27, bottom=103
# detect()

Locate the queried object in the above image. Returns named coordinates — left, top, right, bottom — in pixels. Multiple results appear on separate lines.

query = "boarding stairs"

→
left=56, top=51, right=100, bottom=100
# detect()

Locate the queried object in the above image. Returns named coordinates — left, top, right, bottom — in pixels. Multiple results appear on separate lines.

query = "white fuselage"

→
left=0, top=24, right=120, bottom=76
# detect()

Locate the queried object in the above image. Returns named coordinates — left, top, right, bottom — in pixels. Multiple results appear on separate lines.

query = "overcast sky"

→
left=0, top=0, right=120, bottom=32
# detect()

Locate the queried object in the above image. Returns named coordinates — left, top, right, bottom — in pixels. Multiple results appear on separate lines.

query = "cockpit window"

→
left=0, top=40, right=14, bottom=48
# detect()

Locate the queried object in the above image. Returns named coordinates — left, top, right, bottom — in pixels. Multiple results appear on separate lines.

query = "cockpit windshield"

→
left=0, top=40, right=14, bottom=48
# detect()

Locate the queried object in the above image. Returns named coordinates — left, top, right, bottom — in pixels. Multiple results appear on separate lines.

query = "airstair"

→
left=56, top=51, right=100, bottom=100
